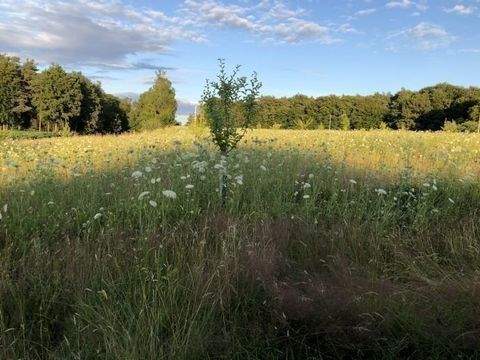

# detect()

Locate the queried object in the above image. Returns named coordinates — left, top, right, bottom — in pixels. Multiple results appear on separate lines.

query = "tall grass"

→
left=0, top=128, right=479, bottom=358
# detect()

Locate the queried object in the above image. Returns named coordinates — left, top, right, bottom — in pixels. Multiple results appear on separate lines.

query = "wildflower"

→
left=30, top=190, right=35, bottom=196
left=149, top=200, right=158, bottom=208
left=303, top=194, right=310, bottom=199
left=375, top=188, right=387, bottom=195
left=309, top=174, right=314, bottom=179
left=151, top=178, right=156, bottom=184
left=432, top=184, right=438, bottom=191
left=145, top=166, right=152, bottom=173
left=303, top=182, right=311, bottom=189
left=47, top=201, right=55, bottom=205
left=349, top=179, right=357, bottom=184
left=423, top=183, right=430, bottom=187
left=260, top=165, right=267, bottom=171
left=138, top=191, right=150, bottom=201
left=235, top=175, right=243, bottom=185
left=162, top=190, right=177, bottom=199
left=185, top=184, right=194, bottom=189
left=131, top=170, right=143, bottom=179
left=93, top=213, right=102, bottom=220
left=2, top=204, right=7, bottom=213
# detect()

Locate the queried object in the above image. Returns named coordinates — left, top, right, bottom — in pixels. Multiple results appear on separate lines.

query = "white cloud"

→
left=444, top=4, right=476, bottom=15
left=0, top=0, right=204, bottom=66
left=181, top=0, right=337, bottom=44
left=355, top=8, right=377, bottom=17
left=388, top=22, right=455, bottom=50
left=385, top=0, right=428, bottom=11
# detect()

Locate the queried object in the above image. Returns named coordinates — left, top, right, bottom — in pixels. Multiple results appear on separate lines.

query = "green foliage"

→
left=70, top=73, right=103, bottom=133
left=133, top=71, right=177, bottom=131
left=201, top=59, right=262, bottom=154
left=339, top=113, right=350, bottom=130
left=32, top=64, right=83, bottom=131
left=0, top=55, right=25, bottom=128
left=0, top=55, right=130, bottom=135
left=0, top=129, right=57, bottom=140
left=254, top=93, right=390, bottom=130
left=469, top=105, right=480, bottom=133
left=442, top=120, right=459, bottom=132
left=100, top=94, right=130, bottom=133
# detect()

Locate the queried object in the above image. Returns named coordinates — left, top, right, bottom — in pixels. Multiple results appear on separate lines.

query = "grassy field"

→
left=1, top=128, right=480, bottom=359
left=0, top=129, right=59, bottom=141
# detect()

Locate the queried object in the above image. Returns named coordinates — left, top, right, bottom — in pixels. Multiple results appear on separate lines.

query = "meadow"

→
left=1, top=127, right=480, bottom=359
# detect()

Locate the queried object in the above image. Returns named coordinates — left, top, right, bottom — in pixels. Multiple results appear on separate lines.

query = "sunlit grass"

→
left=1, top=128, right=480, bottom=358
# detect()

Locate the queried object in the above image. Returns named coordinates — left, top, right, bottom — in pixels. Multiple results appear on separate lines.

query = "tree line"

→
left=0, top=55, right=178, bottom=133
left=190, top=83, right=480, bottom=132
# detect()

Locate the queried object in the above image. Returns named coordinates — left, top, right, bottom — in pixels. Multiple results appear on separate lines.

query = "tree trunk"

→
left=220, top=150, right=228, bottom=207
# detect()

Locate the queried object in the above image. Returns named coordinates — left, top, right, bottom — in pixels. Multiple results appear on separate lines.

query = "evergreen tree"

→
left=133, top=71, right=177, bottom=130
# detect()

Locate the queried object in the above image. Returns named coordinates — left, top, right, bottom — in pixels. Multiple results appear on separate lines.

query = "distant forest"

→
left=0, top=55, right=177, bottom=134
left=1, top=54, right=479, bottom=133
left=190, top=83, right=480, bottom=132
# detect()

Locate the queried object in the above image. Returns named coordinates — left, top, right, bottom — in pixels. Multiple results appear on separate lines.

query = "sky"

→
left=1, top=0, right=479, bottom=115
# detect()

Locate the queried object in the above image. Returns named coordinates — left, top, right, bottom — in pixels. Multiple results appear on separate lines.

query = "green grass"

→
left=0, top=129, right=58, bottom=140
left=0, top=128, right=480, bottom=359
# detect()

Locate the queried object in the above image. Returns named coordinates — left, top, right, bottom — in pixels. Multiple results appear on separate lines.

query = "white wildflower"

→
left=432, top=184, right=438, bottom=191
left=145, top=166, right=152, bottom=173
left=150, top=178, right=156, bottom=184
left=303, top=194, right=310, bottom=199
left=138, top=191, right=150, bottom=201
left=235, top=175, right=243, bottom=185
left=185, top=184, right=194, bottom=189
left=349, top=179, right=357, bottom=185
left=375, top=188, right=387, bottom=195
left=162, top=190, right=177, bottom=199
left=303, top=183, right=311, bottom=189
left=131, top=171, right=143, bottom=179
left=2, top=204, right=7, bottom=213
left=149, top=200, right=158, bottom=208
left=308, top=174, right=314, bottom=179
left=260, top=165, right=267, bottom=171
left=93, top=213, right=102, bottom=220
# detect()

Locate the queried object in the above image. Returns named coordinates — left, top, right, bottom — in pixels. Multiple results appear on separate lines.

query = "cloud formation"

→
left=0, top=0, right=339, bottom=68
left=0, top=0, right=204, bottom=66
left=444, top=4, right=476, bottom=15
left=389, top=22, right=455, bottom=50
left=180, top=0, right=337, bottom=44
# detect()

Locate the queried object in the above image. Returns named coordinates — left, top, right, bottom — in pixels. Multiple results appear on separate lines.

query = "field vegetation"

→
left=1, top=127, right=479, bottom=358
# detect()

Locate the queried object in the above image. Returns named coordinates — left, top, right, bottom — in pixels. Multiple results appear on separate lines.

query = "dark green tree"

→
left=0, top=55, right=24, bottom=129
left=133, top=71, right=177, bottom=130
left=70, top=73, right=103, bottom=133
left=100, top=94, right=130, bottom=133
left=32, top=64, right=83, bottom=131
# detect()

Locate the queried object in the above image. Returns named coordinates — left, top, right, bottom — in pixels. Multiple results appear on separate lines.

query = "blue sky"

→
left=1, top=0, right=479, bottom=113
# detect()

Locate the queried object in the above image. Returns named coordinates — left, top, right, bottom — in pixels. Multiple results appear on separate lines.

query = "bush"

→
left=442, top=120, right=459, bottom=132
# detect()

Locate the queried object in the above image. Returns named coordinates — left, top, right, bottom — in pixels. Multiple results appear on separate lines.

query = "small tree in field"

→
left=202, top=59, right=262, bottom=205
left=340, top=113, right=350, bottom=130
